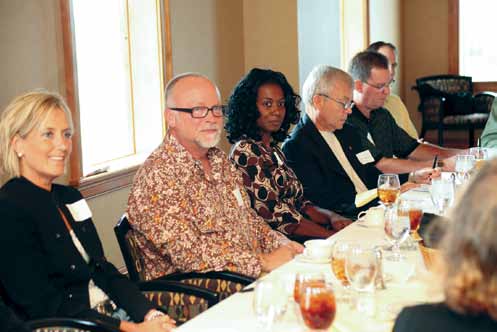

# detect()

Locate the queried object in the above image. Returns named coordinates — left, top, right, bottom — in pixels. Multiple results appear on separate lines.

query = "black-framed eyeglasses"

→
left=363, top=80, right=393, bottom=92
left=317, top=93, right=354, bottom=110
left=168, top=105, right=226, bottom=118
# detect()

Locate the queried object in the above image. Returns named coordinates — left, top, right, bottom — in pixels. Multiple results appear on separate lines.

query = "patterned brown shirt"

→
left=230, top=139, right=312, bottom=235
left=127, top=135, right=287, bottom=280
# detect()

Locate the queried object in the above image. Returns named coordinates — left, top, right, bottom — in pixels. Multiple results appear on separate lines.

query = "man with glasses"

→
left=126, top=73, right=301, bottom=280
left=282, top=65, right=382, bottom=218
left=367, top=41, right=418, bottom=139
left=347, top=51, right=462, bottom=177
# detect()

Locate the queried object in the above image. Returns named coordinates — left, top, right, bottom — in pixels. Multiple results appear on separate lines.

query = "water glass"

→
left=253, top=279, right=287, bottom=331
left=454, top=154, right=475, bottom=184
left=345, top=245, right=378, bottom=292
left=430, top=177, right=455, bottom=215
left=384, top=206, right=410, bottom=261
left=470, top=147, right=489, bottom=170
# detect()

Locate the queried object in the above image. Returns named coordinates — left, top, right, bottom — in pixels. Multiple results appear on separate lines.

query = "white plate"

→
left=294, top=253, right=331, bottom=264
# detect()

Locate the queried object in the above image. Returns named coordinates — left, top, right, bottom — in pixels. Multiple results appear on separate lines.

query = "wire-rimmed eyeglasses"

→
left=316, top=94, right=355, bottom=110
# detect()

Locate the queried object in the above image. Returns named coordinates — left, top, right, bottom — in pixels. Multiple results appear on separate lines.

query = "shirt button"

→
left=55, top=233, right=61, bottom=239
left=68, top=293, right=73, bottom=299
left=70, top=265, right=76, bottom=270
left=81, top=226, right=86, bottom=232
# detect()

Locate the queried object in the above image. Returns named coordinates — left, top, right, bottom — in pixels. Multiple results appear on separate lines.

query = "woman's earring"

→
left=17, top=152, right=23, bottom=158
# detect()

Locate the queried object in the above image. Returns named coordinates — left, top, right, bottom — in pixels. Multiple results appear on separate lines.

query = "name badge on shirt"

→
left=233, top=187, right=245, bottom=207
left=356, top=150, right=375, bottom=165
left=66, top=199, right=93, bottom=222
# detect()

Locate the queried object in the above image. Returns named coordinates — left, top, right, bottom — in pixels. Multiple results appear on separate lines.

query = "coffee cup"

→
left=303, top=239, right=333, bottom=260
left=357, top=206, right=384, bottom=227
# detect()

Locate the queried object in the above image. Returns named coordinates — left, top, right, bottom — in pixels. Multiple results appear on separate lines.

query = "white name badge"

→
left=356, top=150, right=375, bottom=165
left=233, top=187, right=245, bottom=207
left=66, top=199, right=93, bottom=222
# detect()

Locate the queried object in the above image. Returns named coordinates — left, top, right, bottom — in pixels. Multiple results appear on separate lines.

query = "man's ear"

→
left=165, top=109, right=176, bottom=128
left=354, top=79, right=363, bottom=93
left=311, top=94, right=322, bottom=111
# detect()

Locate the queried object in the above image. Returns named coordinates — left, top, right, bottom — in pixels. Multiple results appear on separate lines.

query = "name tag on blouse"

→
left=66, top=199, right=93, bottom=222
left=233, top=187, right=245, bottom=207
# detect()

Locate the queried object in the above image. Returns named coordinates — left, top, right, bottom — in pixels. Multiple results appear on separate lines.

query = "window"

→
left=458, top=0, right=497, bottom=82
left=449, top=0, right=497, bottom=91
left=60, top=0, right=172, bottom=196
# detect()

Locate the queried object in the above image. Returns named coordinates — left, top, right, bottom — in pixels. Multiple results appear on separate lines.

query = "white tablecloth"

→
left=176, top=195, right=445, bottom=332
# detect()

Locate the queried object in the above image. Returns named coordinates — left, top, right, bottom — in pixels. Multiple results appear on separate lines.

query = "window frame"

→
left=59, top=0, right=173, bottom=198
left=448, top=0, right=497, bottom=93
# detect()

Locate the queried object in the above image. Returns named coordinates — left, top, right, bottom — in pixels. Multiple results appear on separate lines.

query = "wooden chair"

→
left=412, top=75, right=493, bottom=146
left=114, top=215, right=254, bottom=300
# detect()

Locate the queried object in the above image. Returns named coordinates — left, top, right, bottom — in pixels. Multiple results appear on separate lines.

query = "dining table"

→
left=176, top=184, right=447, bottom=332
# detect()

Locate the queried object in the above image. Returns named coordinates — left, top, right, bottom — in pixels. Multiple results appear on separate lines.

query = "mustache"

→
left=200, top=124, right=221, bottom=131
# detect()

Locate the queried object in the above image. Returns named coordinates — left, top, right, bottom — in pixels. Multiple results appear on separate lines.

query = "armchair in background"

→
left=412, top=74, right=494, bottom=146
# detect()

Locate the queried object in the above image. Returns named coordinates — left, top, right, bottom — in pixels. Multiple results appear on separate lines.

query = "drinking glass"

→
left=384, top=205, right=410, bottom=261
left=299, top=283, right=336, bottom=332
left=345, top=245, right=378, bottom=292
left=293, top=272, right=325, bottom=305
left=253, top=279, right=287, bottom=331
left=331, top=241, right=350, bottom=287
left=377, top=174, right=401, bottom=207
left=454, top=154, right=475, bottom=184
left=470, top=147, right=489, bottom=171
left=430, top=177, right=455, bottom=215
left=398, top=199, right=423, bottom=242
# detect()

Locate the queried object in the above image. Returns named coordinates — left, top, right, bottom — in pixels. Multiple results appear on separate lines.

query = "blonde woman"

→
left=393, top=159, right=497, bottom=332
left=0, top=90, right=174, bottom=332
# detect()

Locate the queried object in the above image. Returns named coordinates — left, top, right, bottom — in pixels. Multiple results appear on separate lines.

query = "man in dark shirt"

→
left=348, top=51, right=463, bottom=174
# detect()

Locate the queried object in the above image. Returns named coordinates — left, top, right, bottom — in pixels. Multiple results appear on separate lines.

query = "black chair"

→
left=137, top=280, right=218, bottom=324
left=27, top=318, right=119, bottom=332
left=114, top=215, right=254, bottom=300
left=412, top=75, right=493, bottom=146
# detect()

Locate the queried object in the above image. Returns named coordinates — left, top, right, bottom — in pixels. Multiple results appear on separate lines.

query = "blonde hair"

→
left=442, top=158, right=497, bottom=320
left=0, top=90, right=73, bottom=185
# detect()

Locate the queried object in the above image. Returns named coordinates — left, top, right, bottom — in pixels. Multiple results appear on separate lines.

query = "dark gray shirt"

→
left=347, top=106, right=419, bottom=159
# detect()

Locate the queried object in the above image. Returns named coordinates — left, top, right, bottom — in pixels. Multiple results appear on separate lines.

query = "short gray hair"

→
left=301, top=65, right=353, bottom=108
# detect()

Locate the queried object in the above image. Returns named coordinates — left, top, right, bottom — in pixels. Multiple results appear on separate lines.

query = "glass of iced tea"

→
left=293, top=272, right=325, bottom=304
left=377, top=174, right=401, bottom=207
left=331, top=241, right=350, bottom=287
left=299, top=283, right=336, bottom=331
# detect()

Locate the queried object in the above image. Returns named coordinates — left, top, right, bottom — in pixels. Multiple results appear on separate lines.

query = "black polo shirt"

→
left=347, top=106, right=419, bottom=159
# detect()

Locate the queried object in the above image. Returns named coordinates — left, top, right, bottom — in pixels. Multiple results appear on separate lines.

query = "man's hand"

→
left=260, top=244, right=298, bottom=272
left=412, top=167, right=441, bottom=184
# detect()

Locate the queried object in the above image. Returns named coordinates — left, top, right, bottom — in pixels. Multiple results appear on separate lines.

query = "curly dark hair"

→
left=225, top=68, right=301, bottom=144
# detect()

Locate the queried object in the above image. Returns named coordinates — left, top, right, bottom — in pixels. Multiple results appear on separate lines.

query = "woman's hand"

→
left=120, top=312, right=176, bottom=332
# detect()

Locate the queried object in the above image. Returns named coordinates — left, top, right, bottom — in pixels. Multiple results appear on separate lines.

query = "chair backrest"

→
left=28, top=318, right=119, bottom=332
left=114, top=215, right=146, bottom=282
left=415, top=74, right=473, bottom=94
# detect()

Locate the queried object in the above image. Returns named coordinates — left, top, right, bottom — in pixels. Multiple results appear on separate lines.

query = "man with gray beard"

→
left=127, top=73, right=302, bottom=280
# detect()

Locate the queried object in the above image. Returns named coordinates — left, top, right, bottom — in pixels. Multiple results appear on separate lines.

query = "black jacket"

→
left=394, top=303, right=497, bottom=332
left=0, top=177, right=154, bottom=328
left=282, top=114, right=380, bottom=219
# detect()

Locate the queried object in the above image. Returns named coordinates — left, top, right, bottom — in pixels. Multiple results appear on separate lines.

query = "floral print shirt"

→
left=230, top=139, right=312, bottom=235
left=127, top=135, right=286, bottom=280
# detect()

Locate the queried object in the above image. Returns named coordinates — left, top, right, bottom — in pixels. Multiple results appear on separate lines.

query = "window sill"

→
left=74, top=165, right=139, bottom=199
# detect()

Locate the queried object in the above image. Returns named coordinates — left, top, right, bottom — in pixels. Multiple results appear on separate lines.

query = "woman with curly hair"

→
left=393, top=158, right=497, bottom=332
left=225, top=68, right=351, bottom=242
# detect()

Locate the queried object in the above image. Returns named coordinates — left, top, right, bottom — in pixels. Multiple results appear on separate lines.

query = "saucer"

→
left=295, top=253, right=331, bottom=264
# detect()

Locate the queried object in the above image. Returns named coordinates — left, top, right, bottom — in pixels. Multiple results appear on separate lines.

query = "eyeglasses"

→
left=363, top=80, right=394, bottom=92
left=317, top=94, right=354, bottom=110
left=168, top=105, right=226, bottom=118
